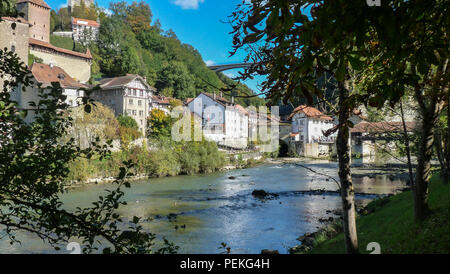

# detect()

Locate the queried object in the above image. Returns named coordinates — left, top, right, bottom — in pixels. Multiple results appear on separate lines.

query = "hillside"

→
left=50, top=1, right=265, bottom=107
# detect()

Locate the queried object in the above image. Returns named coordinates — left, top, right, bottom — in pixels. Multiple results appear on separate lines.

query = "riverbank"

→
left=66, top=152, right=266, bottom=188
left=271, top=157, right=414, bottom=183
left=291, top=174, right=450, bottom=254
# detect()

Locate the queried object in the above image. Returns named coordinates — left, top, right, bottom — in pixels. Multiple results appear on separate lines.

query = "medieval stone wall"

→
left=29, top=48, right=91, bottom=83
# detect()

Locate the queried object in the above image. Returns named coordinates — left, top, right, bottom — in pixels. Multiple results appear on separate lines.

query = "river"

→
left=0, top=160, right=407, bottom=254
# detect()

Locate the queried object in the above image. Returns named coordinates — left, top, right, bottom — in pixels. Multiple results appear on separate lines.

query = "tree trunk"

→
left=414, top=100, right=442, bottom=221
left=400, top=101, right=415, bottom=187
left=445, top=99, right=450, bottom=184
left=336, top=85, right=359, bottom=254
left=434, top=131, right=446, bottom=177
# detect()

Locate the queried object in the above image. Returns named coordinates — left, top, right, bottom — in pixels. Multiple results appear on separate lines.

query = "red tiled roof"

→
left=350, top=122, right=416, bottom=133
left=31, top=63, right=86, bottom=88
left=72, top=17, right=100, bottom=28
left=201, top=92, right=232, bottom=106
left=16, top=0, right=50, bottom=9
left=99, top=74, right=153, bottom=90
left=184, top=98, right=194, bottom=105
left=152, top=95, right=172, bottom=105
left=235, top=104, right=249, bottom=115
left=29, top=38, right=92, bottom=60
left=288, top=105, right=333, bottom=121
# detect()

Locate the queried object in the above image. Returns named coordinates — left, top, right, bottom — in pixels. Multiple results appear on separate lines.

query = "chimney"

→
left=231, top=96, right=234, bottom=104
left=213, top=92, right=216, bottom=100
left=49, top=63, right=54, bottom=68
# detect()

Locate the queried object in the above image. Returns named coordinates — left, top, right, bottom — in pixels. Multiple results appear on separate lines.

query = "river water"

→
left=0, top=160, right=406, bottom=254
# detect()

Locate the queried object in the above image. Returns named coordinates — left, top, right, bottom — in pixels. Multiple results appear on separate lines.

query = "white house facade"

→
left=186, top=92, right=249, bottom=148
left=71, top=17, right=100, bottom=45
left=289, top=105, right=335, bottom=143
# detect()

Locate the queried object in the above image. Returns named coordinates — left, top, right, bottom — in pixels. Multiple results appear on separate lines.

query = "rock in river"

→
left=251, top=189, right=279, bottom=200
left=261, top=249, right=279, bottom=254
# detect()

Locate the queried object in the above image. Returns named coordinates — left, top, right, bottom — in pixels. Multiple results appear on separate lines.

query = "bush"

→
left=147, top=147, right=181, bottom=177
left=117, top=115, right=140, bottom=131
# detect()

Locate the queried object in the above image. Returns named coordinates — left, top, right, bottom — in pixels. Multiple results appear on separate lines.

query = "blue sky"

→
left=45, top=0, right=265, bottom=94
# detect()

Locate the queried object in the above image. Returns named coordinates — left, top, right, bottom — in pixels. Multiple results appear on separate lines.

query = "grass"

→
left=50, top=35, right=86, bottom=53
left=309, top=174, right=450, bottom=254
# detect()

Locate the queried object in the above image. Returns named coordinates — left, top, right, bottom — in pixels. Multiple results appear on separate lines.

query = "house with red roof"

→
left=71, top=17, right=100, bottom=45
left=11, top=63, right=86, bottom=123
left=288, top=105, right=335, bottom=144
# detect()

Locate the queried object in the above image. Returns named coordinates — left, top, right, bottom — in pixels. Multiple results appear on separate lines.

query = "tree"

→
left=118, top=114, right=139, bottom=131
left=230, top=0, right=376, bottom=253
left=147, top=108, right=173, bottom=139
left=353, top=0, right=449, bottom=221
left=0, top=14, right=176, bottom=253
left=156, top=61, right=196, bottom=100
left=126, top=1, right=152, bottom=34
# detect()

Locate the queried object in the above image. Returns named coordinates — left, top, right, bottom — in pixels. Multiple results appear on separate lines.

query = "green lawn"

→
left=309, top=174, right=450, bottom=254
left=50, top=35, right=86, bottom=53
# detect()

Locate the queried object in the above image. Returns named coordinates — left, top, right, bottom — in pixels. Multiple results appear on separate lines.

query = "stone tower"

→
left=16, top=0, right=50, bottom=43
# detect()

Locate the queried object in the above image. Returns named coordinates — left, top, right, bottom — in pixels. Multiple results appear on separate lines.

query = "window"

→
left=129, top=99, right=133, bottom=105
left=138, top=100, right=142, bottom=106
left=133, top=90, right=136, bottom=96
left=139, top=110, right=143, bottom=117
left=140, top=90, right=143, bottom=97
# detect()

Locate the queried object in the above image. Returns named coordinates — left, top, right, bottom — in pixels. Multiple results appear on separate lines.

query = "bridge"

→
left=207, top=63, right=255, bottom=72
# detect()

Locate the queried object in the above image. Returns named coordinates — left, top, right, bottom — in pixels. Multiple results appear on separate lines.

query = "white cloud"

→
left=172, top=0, right=205, bottom=10
left=58, top=3, right=68, bottom=9
left=205, top=60, right=215, bottom=66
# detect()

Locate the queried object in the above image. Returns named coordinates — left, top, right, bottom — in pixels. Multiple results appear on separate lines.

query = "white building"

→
left=289, top=105, right=335, bottom=143
left=71, top=17, right=99, bottom=45
left=11, top=63, right=86, bottom=123
left=186, top=92, right=249, bottom=148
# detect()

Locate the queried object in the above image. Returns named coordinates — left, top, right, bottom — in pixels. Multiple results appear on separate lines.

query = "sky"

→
left=45, top=0, right=266, bottom=94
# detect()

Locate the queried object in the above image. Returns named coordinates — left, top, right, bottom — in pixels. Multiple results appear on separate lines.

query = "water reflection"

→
left=0, top=161, right=406, bottom=254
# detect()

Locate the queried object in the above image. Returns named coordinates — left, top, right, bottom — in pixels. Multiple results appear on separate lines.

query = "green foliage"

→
left=156, top=61, right=195, bottom=100
left=309, top=175, right=450, bottom=254
left=0, top=40, right=175, bottom=253
left=51, top=1, right=99, bottom=32
left=147, top=108, right=173, bottom=138
left=117, top=115, right=142, bottom=149
left=28, top=53, right=43, bottom=66
left=90, top=1, right=264, bottom=106
left=118, top=114, right=139, bottom=131
left=50, top=35, right=86, bottom=53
